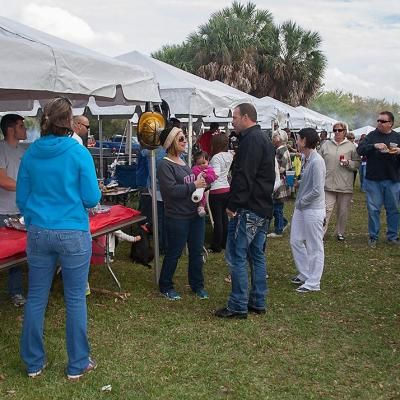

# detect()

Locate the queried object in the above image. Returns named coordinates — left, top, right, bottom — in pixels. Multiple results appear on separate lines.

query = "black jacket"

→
left=357, top=129, right=400, bottom=181
left=227, top=124, right=275, bottom=218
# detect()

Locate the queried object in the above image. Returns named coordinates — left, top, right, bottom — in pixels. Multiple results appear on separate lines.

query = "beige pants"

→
left=324, top=191, right=353, bottom=236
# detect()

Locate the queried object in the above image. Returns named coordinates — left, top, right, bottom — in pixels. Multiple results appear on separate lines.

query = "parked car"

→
left=95, top=135, right=141, bottom=153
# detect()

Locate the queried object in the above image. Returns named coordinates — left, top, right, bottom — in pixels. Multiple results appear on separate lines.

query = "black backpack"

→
left=130, top=223, right=154, bottom=268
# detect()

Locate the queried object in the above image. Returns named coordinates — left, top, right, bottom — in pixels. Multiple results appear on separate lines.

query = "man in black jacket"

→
left=215, top=103, right=275, bottom=319
left=357, top=111, right=400, bottom=247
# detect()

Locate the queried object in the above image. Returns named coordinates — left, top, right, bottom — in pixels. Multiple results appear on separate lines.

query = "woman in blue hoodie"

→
left=16, top=97, right=101, bottom=380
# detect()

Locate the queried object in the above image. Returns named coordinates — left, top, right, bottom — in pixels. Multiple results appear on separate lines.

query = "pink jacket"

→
left=192, top=165, right=218, bottom=184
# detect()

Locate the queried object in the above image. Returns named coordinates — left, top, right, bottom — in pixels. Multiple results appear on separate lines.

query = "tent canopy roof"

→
left=117, top=51, right=240, bottom=117
left=353, top=125, right=376, bottom=138
left=0, top=17, right=161, bottom=114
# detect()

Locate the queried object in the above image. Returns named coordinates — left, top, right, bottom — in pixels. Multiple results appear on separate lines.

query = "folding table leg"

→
left=105, top=234, right=122, bottom=290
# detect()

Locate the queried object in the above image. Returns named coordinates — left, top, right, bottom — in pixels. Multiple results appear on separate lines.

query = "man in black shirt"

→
left=357, top=111, right=400, bottom=247
left=215, top=103, right=275, bottom=319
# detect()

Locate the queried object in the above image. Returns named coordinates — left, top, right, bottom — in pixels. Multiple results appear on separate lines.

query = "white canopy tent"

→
left=117, top=50, right=241, bottom=118
left=393, top=127, right=400, bottom=133
left=211, top=81, right=306, bottom=129
left=0, top=16, right=163, bottom=173
left=353, top=125, right=376, bottom=138
left=0, top=17, right=161, bottom=112
left=0, top=17, right=163, bottom=284
left=258, top=96, right=307, bottom=130
left=296, top=106, right=337, bottom=131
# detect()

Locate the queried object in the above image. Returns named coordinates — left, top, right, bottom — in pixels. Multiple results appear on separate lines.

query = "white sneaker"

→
left=11, top=294, right=26, bottom=307
left=267, top=232, right=283, bottom=238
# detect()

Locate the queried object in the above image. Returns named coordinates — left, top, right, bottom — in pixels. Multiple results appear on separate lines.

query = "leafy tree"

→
left=87, top=117, right=129, bottom=140
left=152, top=1, right=326, bottom=106
left=310, top=90, right=400, bottom=130
left=152, top=43, right=194, bottom=72
left=188, top=1, right=274, bottom=94
left=257, top=21, right=326, bottom=105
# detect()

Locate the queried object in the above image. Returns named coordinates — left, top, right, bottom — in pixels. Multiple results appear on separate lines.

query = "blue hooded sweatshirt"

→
left=16, top=135, right=101, bottom=231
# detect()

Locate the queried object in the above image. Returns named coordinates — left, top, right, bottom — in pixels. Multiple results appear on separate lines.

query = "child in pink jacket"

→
left=192, top=151, right=218, bottom=216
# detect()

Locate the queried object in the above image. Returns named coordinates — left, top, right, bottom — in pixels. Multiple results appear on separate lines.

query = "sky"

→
left=1, top=0, right=399, bottom=102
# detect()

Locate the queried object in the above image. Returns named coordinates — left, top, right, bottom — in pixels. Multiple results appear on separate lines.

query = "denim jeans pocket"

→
left=27, top=231, right=42, bottom=255
left=59, top=231, right=88, bottom=255
left=245, top=212, right=267, bottom=241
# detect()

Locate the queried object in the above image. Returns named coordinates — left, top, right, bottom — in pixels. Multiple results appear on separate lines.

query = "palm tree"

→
left=256, top=21, right=327, bottom=105
left=152, top=43, right=194, bottom=72
left=187, top=1, right=274, bottom=93
left=152, top=2, right=326, bottom=105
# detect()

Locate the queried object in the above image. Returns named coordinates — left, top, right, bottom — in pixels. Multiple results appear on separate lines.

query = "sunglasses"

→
left=80, top=123, right=90, bottom=129
left=377, top=119, right=391, bottom=124
left=177, top=136, right=187, bottom=142
left=333, top=128, right=344, bottom=133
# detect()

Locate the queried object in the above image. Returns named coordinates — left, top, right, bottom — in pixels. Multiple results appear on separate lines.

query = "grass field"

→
left=0, top=188, right=399, bottom=399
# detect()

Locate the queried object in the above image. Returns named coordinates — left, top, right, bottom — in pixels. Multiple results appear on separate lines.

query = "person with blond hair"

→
left=157, top=124, right=208, bottom=300
left=319, top=121, right=360, bottom=241
left=17, top=97, right=101, bottom=380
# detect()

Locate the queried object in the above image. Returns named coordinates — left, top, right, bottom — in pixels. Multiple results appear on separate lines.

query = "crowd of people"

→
left=150, top=107, right=400, bottom=315
left=1, top=100, right=399, bottom=378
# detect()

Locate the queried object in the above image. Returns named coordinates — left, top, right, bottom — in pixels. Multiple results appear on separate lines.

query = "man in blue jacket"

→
left=215, top=103, right=275, bottom=319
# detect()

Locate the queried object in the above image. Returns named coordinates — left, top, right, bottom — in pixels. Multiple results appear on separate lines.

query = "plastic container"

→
left=286, top=170, right=295, bottom=187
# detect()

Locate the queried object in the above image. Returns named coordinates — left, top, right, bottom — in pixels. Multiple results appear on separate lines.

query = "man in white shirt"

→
left=0, top=114, right=28, bottom=306
left=72, top=115, right=90, bottom=146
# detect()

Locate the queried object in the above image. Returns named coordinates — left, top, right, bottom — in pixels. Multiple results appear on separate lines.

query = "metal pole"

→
left=188, top=114, right=193, bottom=167
left=150, top=150, right=160, bottom=284
left=127, top=120, right=132, bottom=165
left=98, top=116, right=103, bottom=180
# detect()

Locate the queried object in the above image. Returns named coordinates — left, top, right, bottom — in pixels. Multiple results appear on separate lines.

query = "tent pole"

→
left=150, top=150, right=160, bottom=284
left=127, top=120, right=132, bottom=165
left=188, top=114, right=193, bottom=167
left=98, top=116, right=103, bottom=180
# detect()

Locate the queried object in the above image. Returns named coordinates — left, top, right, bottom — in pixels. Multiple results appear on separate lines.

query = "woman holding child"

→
left=157, top=125, right=208, bottom=300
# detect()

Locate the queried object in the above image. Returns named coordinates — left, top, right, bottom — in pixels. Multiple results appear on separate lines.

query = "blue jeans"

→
left=226, top=209, right=269, bottom=313
left=271, top=201, right=288, bottom=234
left=21, top=226, right=92, bottom=375
left=159, top=215, right=205, bottom=293
left=364, top=179, right=400, bottom=241
left=359, top=164, right=366, bottom=192
left=0, top=214, right=23, bottom=296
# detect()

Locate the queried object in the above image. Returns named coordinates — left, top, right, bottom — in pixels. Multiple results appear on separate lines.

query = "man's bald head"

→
left=73, top=115, right=89, bottom=133
left=73, top=115, right=90, bottom=145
